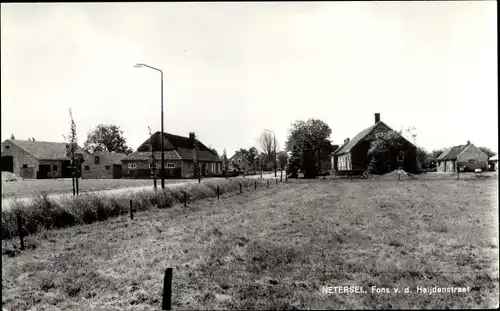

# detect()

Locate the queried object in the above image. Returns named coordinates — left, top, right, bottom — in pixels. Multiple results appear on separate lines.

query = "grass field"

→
left=2, top=178, right=498, bottom=310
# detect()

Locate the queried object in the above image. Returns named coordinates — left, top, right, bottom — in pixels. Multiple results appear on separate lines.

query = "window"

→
left=105, top=165, right=110, bottom=170
left=53, top=165, right=57, bottom=171
left=5, top=145, right=9, bottom=149
left=22, top=164, right=28, bottom=168
left=85, top=166, right=90, bottom=171
left=188, top=163, right=192, bottom=169
left=149, top=163, right=155, bottom=169
left=95, top=156, right=100, bottom=165
left=128, top=163, right=137, bottom=169
left=167, top=163, right=175, bottom=168
left=239, top=159, right=241, bottom=163
left=468, top=159, right=475, bottom=164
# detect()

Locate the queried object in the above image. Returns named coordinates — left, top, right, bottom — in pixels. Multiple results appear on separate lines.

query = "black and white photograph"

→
left=1, top=1, right=498, bottom=310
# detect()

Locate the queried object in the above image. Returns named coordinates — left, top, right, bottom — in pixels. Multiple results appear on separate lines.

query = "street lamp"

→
left=134, top=63, right=165, bottom=189
left=264, top=129, right=277, bottom=178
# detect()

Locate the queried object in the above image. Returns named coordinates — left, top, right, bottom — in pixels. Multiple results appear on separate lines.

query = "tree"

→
left=479, top=146, right=496, bottom=158
left=285, top=119, right=332, bottom=178
left=258, top=132, right=278, bottom=163
left=83, top=124, right=133, bottom=154
left=221, top=149, right=229, bottom=178
left=277, top=151, right=289, bottom=170
left=247, top=147, right=259, bottom=166
left=367, top=130, right=409, bottom=174
left=193, top=134, right=200, bottom=183
left=64, top=109, right=79, bottom=196
left=32, top=137, right=35, bottom=141
left=430, top=149, right=445, bottom=159
left=286, top=144, right=301, bottom=178
left=10, top=134, right=15, bottom=140
left=416, top=147, right=428, bottom=166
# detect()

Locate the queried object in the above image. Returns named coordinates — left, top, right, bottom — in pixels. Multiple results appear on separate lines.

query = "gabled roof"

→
left=228, top=151, right=252, bottom=166
left=436, top=145, right=468, bottom=161
left=136, top=132, right=213, bottom=153
left=333, top=121, right=393, bottom=156
left=4, top=139, right=87, bottom=160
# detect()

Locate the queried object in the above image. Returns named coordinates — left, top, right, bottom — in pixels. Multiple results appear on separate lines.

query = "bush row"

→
left=1, top=178, right=275, bottom=241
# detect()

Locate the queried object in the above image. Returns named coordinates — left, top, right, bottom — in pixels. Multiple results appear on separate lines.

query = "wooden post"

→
left=17, top=213, right=25, bottom=251
left=129, top=199, right=133, bottom=220
left=72, top=176, right=76, bottom=196
left=239, top=183, right=242, bottom=194
left=254, top=180, right=257, bottom=190
left=280, top=169, right=283, bottom=182
left=267, top=180, right=269, bottom=188
left=162, top=268, right=173, bottom=310
left=276, top=178, right=278, bottom=185
left=456, top=162, right=460, bottom=180
left=285, top=174, right=287, bottom=183
left=217, top=186, right=220, bottom=199
left=184, top=192, right=187, bottom=207
left=76, top=175, right=79, bottom=196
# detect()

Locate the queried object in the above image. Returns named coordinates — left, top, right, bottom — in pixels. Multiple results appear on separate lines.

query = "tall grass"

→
left=1, top=178, right=273, bottom=240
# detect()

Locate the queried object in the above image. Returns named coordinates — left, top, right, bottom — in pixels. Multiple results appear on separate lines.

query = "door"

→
left=201, top=163, right=206, bottom=176
left=1, top=156, right=14, bottom=172
left=37, top=165, right=51, bottom=179
left=112, top=164, right=122, bottom=179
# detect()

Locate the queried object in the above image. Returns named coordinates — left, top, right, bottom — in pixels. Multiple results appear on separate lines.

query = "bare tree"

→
left=258, top=131, right=279, bottom=170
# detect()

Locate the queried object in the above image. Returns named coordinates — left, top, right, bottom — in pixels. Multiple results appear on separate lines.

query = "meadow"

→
left=2, top=178, right=498, bottom=310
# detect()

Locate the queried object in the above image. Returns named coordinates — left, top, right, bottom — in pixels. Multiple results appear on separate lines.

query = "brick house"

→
left=81, top=151, right=128, bottom=179
left=332, top=113, right=418, bottom=174
left=436, top=141, right=488, bottom=172
left=1, top=139, right=87, bottom=179
left=122, top=132, right=221, bottom=178
left=228, top=151, right=253, bottom=173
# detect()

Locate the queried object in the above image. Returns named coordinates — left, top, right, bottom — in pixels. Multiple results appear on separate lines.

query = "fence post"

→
left=276, top=178, right=278, bottom=185
left=162, top=268, right=173, bottom=310
left=254, top=180, right=257, bottom=190
left=239, top=183, right=242, bottom=194
left=217, top=186, right=220, bottom=199
left=184, top=192, right=187, bottom=207
left=129, top=199, right=133, bottom=220
left=267, top=180, right=269, bottom=188
left=16, top=213, right=25, bottom=251
left=456, top=162, right=460, bottom=180
left=285, top=174, right=287, bottom=183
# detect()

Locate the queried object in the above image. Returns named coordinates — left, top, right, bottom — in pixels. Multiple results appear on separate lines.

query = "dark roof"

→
left=334, top=122, right=394, bottom=155
left=136, top=132, right=213, bottom=153
left=124, top=149, right=220, bottom=162
left=436, top=145, right=468, bottom=161
left=176, top=148, right=221, bottom=162
left=6, top=139, right=86, bottom=160
left=123, top=150, right=182, bottom=161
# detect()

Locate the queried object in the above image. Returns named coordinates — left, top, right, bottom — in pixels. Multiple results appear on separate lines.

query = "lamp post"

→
left=134, top=63, right=165, bottom=189
left=264, top=129, right=277, bottom=178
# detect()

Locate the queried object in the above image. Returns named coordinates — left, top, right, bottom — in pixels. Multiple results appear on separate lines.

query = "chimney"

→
left=344, top=138, right=350, bottom=144
left=467, top=140, right=470, bottom=145
left=375, top=113, right=380, bottom=124
left=189, top=132, right=195, bottom=141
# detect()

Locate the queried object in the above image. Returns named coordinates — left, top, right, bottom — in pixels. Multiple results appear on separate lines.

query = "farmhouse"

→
left=228, top=151, right=253, bottom=173
left=331, top=113, right=418, bottom=174
left=436, top=142, right=488, bottom=172
left=0, top=139, right=87, bottom=179
left=488, top=155, right=498, bottom=171
left=122, top=132, right=221, bottom=178
left=81, top=151, right=127, bottom=179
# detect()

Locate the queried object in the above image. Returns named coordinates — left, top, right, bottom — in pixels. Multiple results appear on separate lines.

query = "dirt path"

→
left=1, top=174, right=276, bottom=210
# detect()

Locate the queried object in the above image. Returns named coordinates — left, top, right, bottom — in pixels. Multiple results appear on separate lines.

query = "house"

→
left=331, top=113, right=418, bottom=174
left=1, top=139, right=87, bottom=179
left=228, top=151, right=253, bottom=173
left=81, top=151, right=128, bottom=179
left=121, top=132, right=221, bottom=178
left=488, top=155, right=498, bottom=171
left=436, top=142, right=488, bottom=172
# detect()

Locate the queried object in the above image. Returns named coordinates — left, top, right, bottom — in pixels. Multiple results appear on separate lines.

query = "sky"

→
left=1, top=1, right=497, bottom=156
